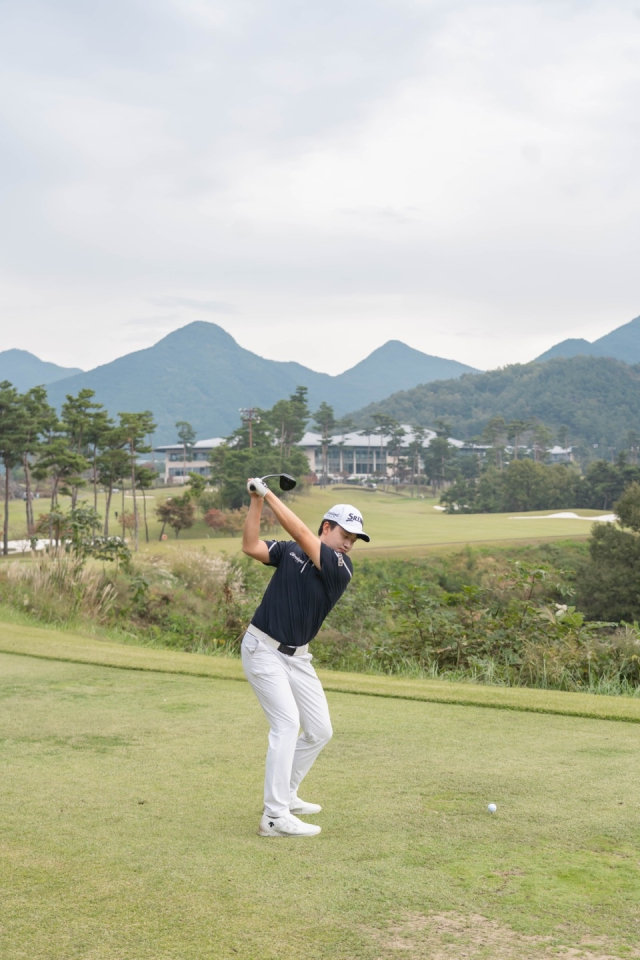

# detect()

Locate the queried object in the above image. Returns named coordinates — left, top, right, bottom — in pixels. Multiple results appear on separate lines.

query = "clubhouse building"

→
left=154, top=427, right=469, bottom=485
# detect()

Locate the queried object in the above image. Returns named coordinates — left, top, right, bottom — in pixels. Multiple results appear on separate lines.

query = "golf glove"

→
left=247, top=477, right=268, bottom=497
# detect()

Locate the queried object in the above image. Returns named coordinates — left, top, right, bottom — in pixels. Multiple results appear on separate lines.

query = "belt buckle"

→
left=277, top=643, right=297, bottom=657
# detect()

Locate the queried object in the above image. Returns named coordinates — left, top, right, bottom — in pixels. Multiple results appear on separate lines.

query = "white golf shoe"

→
left=258, top=812, right=321, bottom=837
left=289, top=796, right=322, bottom=816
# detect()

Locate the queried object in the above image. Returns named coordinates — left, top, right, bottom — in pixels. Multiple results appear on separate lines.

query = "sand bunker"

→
left=509, top=512, right=616, bottom=522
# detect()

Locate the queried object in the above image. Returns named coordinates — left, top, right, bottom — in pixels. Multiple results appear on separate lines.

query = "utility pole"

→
left=239, top=408, right=260, bottom=449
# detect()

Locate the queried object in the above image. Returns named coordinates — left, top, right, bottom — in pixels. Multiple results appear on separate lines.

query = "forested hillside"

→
left=350, top=355, right=640, bottom=452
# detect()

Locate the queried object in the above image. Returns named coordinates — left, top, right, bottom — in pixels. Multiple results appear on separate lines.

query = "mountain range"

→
left=535, top=315, right=640, bottom=363
left=0, top=322, right=478, bottom=441
left=2, top=312, right=639, bottom=448
left=0, top=349, right=82, bottom=392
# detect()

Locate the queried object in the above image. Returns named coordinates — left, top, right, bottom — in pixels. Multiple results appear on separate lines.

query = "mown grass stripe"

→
left=321, top=685, right=640, bottom=723
left=3, top=619, right=640, bottom=724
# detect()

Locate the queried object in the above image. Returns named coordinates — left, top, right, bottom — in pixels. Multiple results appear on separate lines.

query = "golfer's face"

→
left=324, top=524, right=358, bottom=554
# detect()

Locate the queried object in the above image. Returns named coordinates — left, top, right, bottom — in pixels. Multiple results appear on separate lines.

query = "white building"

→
left=153, top=438, right=225, bottom=484
left=298, top=426, right=441, bottom=481
left=547, top=445, right=574, bottom=463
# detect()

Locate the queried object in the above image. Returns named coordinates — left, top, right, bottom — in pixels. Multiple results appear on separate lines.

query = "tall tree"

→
left=433, top=419, right=452, bottom=439
left=0, top=382, right=25, bottom=555
left=135, top=464, right=157, bottom=544
left=371, top=413, right=399, bottom=487
left=209, top=443, right=310, bottom=510
left=61, top=389, right=104, bottom=507
left=20, top=386, right=57, bottom=534
left=358, top=424, right=375, bottom=479
left=96, top=428, right=129, bottom=536
left=86, top=408, right=114, bottom=516
left=312, top=402, right=337, bottom=485
left=387, top=424, right=407, bottom=483
left=175, top=420, right=196, bottom=482
left=482, top=416, right=507, bottom=469
left=119, top=411, right=156, bottom=552
left=507, top=419, right=530, bottom=460
left=407, top=426, right=428, bottom=493
left=423, top=436, right=457, bottom=492
left=209, top=394, right=311, bottom=509
left=530, top=422, right=554, bottom=462
left=581, top=460, right=625, bottom=510
left=31, top=427, right=89, bottom=517
left=556, top=424, right=570, bottom=450
left=266, top=386, right=310, bottom=465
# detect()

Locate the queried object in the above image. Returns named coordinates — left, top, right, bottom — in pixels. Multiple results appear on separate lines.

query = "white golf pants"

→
left=241, top=627, right=333, bottom=818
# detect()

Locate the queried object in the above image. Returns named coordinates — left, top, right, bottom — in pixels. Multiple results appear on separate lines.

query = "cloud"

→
left=125, top=314, right=181, bottom=327
left=148, top=297, right=238, bottom=314
left=339, top=206, right=421, bottom=225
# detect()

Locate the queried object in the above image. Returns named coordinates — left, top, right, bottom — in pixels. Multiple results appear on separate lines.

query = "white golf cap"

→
left=322, top=504, right=370, bottom=542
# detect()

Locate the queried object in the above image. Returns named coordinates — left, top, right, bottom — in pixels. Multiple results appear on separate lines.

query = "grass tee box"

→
left=3, top=620, right=640, bottom=723
left=2, top=627, right=640, bottom=960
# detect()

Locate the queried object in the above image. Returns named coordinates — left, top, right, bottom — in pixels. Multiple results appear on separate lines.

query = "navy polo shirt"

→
left=251, top=540, right=353, bottom=647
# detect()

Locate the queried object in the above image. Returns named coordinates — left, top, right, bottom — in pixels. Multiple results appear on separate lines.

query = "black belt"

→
left=247, top=625, right=309, bottom=657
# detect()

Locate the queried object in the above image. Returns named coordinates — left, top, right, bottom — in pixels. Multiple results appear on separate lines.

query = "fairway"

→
left=2, top=485, right=607, bottom=560
left=2, top=637, right=640, bottom=959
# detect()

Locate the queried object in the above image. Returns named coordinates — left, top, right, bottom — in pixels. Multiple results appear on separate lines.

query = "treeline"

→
left=351, top=354, right=640, bottom=457
left=441, top=457, right=640, bottom=513
left=0, top=380, right=155, bottom=553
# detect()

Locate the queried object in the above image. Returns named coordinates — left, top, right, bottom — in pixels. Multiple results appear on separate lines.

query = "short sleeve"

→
left=262, top=540, right=286, bottom=567
left=318, top=542, right=353, bottom=601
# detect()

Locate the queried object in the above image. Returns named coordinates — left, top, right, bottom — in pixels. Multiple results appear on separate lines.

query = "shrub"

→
left=156, top=496, right=196, bottom=538
left=204, top=505, right=278, bottom=537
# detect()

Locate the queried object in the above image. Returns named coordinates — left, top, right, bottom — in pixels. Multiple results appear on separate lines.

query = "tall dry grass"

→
left=3, top=556, right=117, bottom=624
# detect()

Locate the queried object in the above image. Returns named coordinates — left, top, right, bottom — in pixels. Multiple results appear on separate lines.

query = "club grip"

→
left=249, top=482, right=256, bottom=492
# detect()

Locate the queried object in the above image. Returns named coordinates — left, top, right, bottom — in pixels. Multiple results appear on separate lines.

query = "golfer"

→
left=242, top=478, right=370, bottom=837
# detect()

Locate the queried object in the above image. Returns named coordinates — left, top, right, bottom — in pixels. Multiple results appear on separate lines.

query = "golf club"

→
left=249, top=473, right=297, bottom=492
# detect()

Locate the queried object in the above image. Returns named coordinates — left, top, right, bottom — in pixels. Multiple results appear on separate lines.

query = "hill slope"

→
left=535, top=315, right=640, bottom=362
left=0, top=349, right=82, bottom=391
left=43, top=322, right=479, bottom=440
left=348, top=355, right=640, bottom=451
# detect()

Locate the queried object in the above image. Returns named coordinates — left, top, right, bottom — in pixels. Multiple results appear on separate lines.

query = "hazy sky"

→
left=1, top=0, right=639, bottom=375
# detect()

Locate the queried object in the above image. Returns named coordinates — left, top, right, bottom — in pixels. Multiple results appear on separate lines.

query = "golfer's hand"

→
left=247, top=477, right=268, bottom=498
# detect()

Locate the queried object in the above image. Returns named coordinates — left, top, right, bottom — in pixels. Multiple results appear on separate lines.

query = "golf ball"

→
left=487, top=803, right=497, bottom=813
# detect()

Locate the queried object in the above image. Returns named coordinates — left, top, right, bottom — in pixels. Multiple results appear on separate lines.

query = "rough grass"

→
left=2, top=634, right=640, bottom=960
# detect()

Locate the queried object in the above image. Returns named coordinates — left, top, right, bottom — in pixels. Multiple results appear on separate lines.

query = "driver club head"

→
left=250, top=473, right=297, bottom=492
left=277, top=473, right=297, bottom=491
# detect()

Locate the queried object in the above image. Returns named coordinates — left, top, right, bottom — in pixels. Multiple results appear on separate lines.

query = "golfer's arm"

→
left=264, top=491, right=322, bottom=568
left=242, top=495, right=270, bottom=562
